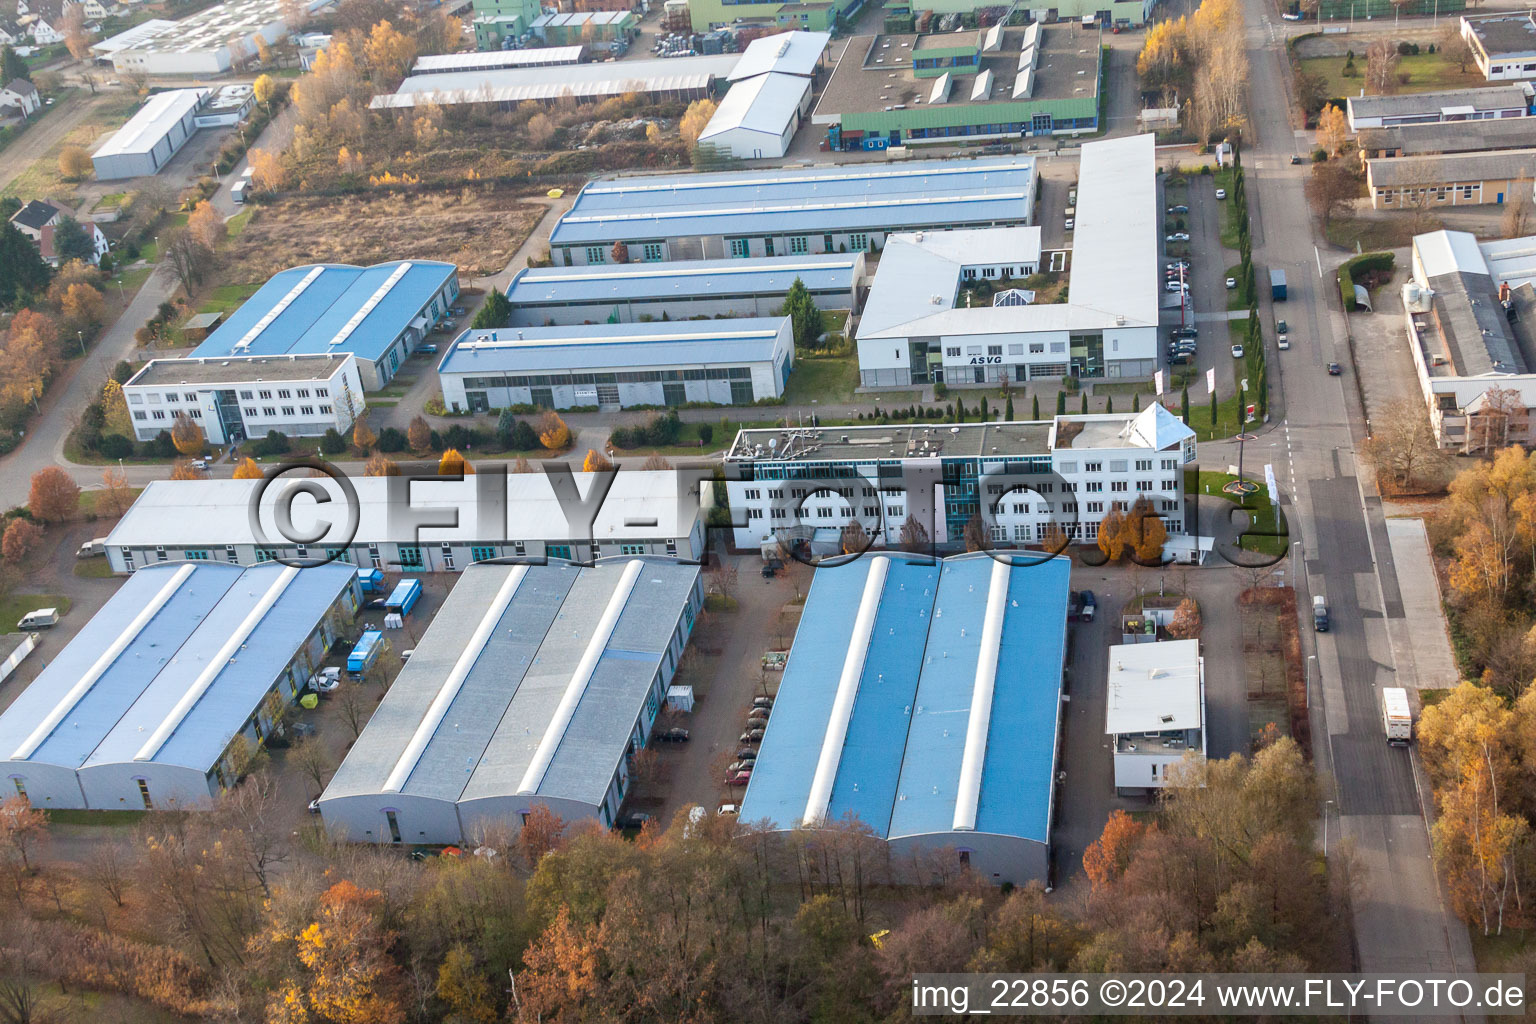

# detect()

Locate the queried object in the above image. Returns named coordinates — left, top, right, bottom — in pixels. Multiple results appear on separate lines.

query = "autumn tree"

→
left=1167, top=596, right=1202, bottom=638
left=62, top=5, right=91, bottom=60
left=439, top=448, right=474, bottom=475
left=516, top=804, right=567, bottom=869
left=170, top=412, right=204, bottom=455
left=99, top=466, right=133, bottom=515
left=437, top=944, right=498, bottom=1024
left=1083, top=810, right=1147, bottom=892
left=363, top=19, right=417, bottom=84
left=253, top=72, right=276, bottom=111
left=232, top=457, right=264, bottom=480
left=679, top=97, right=717, bottom=147
left=364, top=452, right=400, bottom=476
left=1315, top=104, right=1348, bottom=158
left=352, top=416, right=377, bottom=452
left=840, top=518, right=869, bottom=555
left=1097, top=506, right=1128, bottom=561
left=525, top=112, right=555, bottom=147
left=1440, top=22, right=1474, bottom=74
left=1501, top=189, right=1535, bottom=239
left=247, top=147, right=288, bottom=191
left=1360, top=398, right=1451, bottom=494
left=582, top=448, right=614, bottom=472
left=538, top=410, right=570, bottom=450
left=0, top=796, right=48, bottom=874
left=1305, top=158, right=1357, bottom=228
left=28, top=467, right=79, bottom=522
left=61, top=281, right=104, bottom=325
left=1365, top=39, right=1401, bottom=95
left=267, top=880, right=408, bottom=1024
left=58, top=145, right=92, bottom=179
left=407, top=414, right=432, bottom=453
left=641, top=453, right=672, bottom=470
left=161, top=228, right=213, bottom=292
left=1, top=518, right=43, bottom=562
left=187, top=200, right=225, bottom=252
left=1135, top=16, right=1191, bottom=90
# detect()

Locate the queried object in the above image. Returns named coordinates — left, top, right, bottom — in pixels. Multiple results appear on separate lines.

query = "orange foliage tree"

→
left=1082, top=810, right=1148, bottom=893
left=28, top=467, right=80, bottom=522
left=232, top=457, right=264, bottom=479
left=1, top=518, right=44, bottom=562
left=537, top=411, right=569, bottom=450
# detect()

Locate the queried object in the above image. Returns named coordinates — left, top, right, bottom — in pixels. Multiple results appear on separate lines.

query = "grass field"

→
left=1226, top=264, right=1249, bottom=310
left=44, top=808, right=146, bottom=826
left=0, top=594, right=70, bottom=629
left=784, top=353, right=859, bottom=404
left=1298, top=53, right=1482, bottom=100
left=1214, top=169, right=1242, bottom=250
left=1196, top=469, right=1289, bottom=555
left=1324, top=214, right=1427, bottom=252
left=0, top=93, right=142, bottom=201
left=74, top=557, right=116, bottom=578
left=197, top=281, right=263, bottom=316
left=78, top=486, right=143, bottom=517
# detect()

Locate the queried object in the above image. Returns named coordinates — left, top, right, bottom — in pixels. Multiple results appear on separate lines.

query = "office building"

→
left=1105, top=639, right=1205, bottom=794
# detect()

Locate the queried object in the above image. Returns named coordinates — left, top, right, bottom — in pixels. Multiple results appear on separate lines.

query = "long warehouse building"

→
left=437, top=317, right=794, bottom=412
left=0, top=562, right=358, bottom=810
left=738, top=552, right=1070, bottom=884
left=505, top=253, right=864, bottom=326
left=191, top=261, right=461, bottom=390
left=103, top=471, right=708, bottom=574
left=546, top=157, right=1037, bottom=266
left=92, top=88, right=209, bottom=181
left=319, top=558, right=703, bottom=844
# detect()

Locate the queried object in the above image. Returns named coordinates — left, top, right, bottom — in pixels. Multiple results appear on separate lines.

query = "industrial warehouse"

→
left=90, top=0, right=330, bottom=75
left=856, top=134, right=1158, bottom=386
left=504, top=253, right=863, bottom=326
left=91, top=88, right=209, bottom=181
left=122, top=353, right=364, bottom=445
left=722, top=405, right=1196, bottom=551
left=102, top=471, right=708, bottom=574
left=0, top=562, right=358, bottom=810
left=318, top=558, right=703, bottom=844
left=437, top=318, right=795, bottom=412
left=737, top=553, right=1070, bottom=884
left=190, top=261, right=461, bottom=390
left=695, top=30, right=830, bottom=159
left=546, top=157, right=1037, bottom=266
left=811, top=24, right=1102, bottom=150
left=370, top=54, right=742, bottom=110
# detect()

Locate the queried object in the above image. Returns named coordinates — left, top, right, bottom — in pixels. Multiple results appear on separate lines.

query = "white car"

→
left=1231, top=344, right=1245, bottom=359
left=1165, top=280, right=1189, bottom=292
left=1226, top=277, right=1237, bottom=289
left=312, top=666, right=341, bottom=692
left=718, top=803, right=739, bottom=815
left=1166, top=232, right=1190, bottom=242
left=1278, top=334, right=1290, bottom=350
left=1215, top=188, right=1228, bottom=200
left=1065, top=218, right=1075, bottom=231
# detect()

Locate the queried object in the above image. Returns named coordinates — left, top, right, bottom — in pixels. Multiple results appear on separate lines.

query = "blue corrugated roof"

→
left=437, top=318, right=789, bottom=375
left=191, top=261, right=457, bottom=364
left=507, top=255, right=859, bottom=306
left=548, top=159, right=1036, bottom=245
left=739, top=553, right=1068, bottom=845
left=0, top=562, right=353, bottom=775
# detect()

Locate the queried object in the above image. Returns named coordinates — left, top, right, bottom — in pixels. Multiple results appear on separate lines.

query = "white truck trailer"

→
left=1382, top=686, right=1412, bottom=746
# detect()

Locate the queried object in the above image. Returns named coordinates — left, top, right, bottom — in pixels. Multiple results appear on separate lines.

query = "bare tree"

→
left=83, top=841, right=131, bottom=908
left=1361, top=398, right=1452, bottom=493
left=161, top=228, right=214, bottom=293
left=1306, top=159, right=1358, bottom=227
left=1466, top=386, right=1531, bottom=455
left=290, top=736, right=336, bottom=795
left=337, top=682, right=369, bottom=740
left=1501, top=188, right=1535, bottom=239
left=1365, top=39, right=1401, bottom=95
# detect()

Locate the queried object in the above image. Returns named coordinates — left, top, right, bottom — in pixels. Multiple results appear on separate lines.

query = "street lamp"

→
left=1323, top=798, right=1335, bottom=856
left=77, top=329, right=85, bottom=356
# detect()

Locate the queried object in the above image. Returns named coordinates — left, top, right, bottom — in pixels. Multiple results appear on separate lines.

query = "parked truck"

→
left=385, top=578, right=422, bottom=617
left=1270, top=268, right=1287, bottom=301
left=76, top=537, right=107, bottom=558
left=1382, top=686, right=1412, bottom=745
left=347, top=630, right=384, bottom=674
left=355, top=567, right=384, bottom=593
left=1312, top=594, right=1329, bottom=632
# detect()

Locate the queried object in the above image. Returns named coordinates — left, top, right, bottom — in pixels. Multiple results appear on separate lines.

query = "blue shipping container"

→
left=356, top=568, right=384, bottom=593
left=385, top=578, right=422, bottom=616
left=348, top=630, right=384, bottom=673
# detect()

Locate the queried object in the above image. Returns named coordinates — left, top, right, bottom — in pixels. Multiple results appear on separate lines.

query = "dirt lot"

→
left=225, top=187, right=549, bottom=278
left=0, top=92, right=141, bottom=203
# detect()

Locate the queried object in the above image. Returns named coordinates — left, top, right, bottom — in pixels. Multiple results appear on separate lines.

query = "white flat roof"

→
left=93, top=88, right=208, bottom=159
left=856, top=226, right=1045, bottom=338
left=1104, top=639, right=1203, bottom=735
left=1070, top=133, right=1158, bottom=330
left=372, top=54, right=740, bottom=108
left=727, top=30, right=829, bottom=81
left=410, top=46, right=584, bottom=72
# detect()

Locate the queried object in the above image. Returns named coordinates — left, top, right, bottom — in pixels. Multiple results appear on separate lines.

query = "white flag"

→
left=1206, top=367, right=1217, bottom=395
left=1154, top=370, right=1165, bottom=396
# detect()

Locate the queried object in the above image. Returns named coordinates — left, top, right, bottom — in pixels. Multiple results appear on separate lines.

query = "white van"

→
left=18, top=608, right=59, bottom=629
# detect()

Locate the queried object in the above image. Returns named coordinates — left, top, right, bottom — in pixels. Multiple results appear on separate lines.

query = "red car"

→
left=726, top=769, right=753, bottom=786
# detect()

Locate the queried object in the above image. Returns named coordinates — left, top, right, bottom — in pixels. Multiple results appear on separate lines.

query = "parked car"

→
left=1276, top=319, right=1288, bottom=334
left=1067, top=590, right=1082, bottom=621
left=1079, top=590, right=1097, bottom=622
left=1231, top=343, right=1245, bottom=359
left=728, top=761, right=754, bottom=774
left=718, top=803, right=739, bottom=815
left=751, top=696, right=774, bottom=708
left=1215, top=188, right=1227, bottom=199
left=308, top=799, right=321, bottom=814
left=617, top=813, right=651, bottom=829
left=1166, top=232, right=1191, bottom=242
left=1277, top=333, right=1290, bottom=350
left=1064, top=218, right=1075, bottom=231
left=735, top=749, right=757, bottom=763
left=1289, top=154, right=1304, bottom=164
left=401, top=649, right=414, bottom=662
left=1226, top=277, right=1237, bottom=289
left=1167, top=204, right=1189, bottom=214
left=1172, top=326, right=1198, bottom=338
left=1165, top=280, right=1189, bottom=292
left=189, top=459, right=208, bottom=471
left=1282, top=10, right=1303, bottom=20
left=726, top=770, right=753, bottom=786
left=1328, top=362, right=1343, bottom=375
left=418, top=343, right=438, bottom=354
left=740, top=728, right=765, bottom=743
left=657, top=727, right=690, bottom=742
left=1167, top=260, right=1190, bottom=270
left=313, top=669, right=341, bottom=693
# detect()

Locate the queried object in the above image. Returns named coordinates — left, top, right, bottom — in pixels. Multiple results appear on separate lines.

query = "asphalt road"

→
left=1237, top=0, right=1478, bottom=983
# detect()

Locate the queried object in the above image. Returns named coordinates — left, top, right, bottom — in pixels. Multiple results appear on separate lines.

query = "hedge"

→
left=1339, top=252, right=1395, bottom=312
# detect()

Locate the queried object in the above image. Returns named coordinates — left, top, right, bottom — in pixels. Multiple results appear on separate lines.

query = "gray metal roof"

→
left=322, top=559, right=699, bottom=810
left=92, top=89, right=207, bottom=159
left=1366, top=147, right=1536, bottom=188
left=437, top=318, right=791, bottom=374
left=506, top=254, right=860, bottom=307
left=1359, top=117, right=1536, bottom=156
left=1347, top=85, right=1531, bottom=122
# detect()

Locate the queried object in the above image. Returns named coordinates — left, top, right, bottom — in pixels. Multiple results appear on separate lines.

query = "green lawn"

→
left=225, top=207, right=254, bottom=237
left=784, top=353, right=859, bottom=404
left=1214, top=169, right=1242, bottom=250
left=0, top=594, right=70, bottom=630
left=1226, top=264, right=1250, bottom=311
left=1298, top=53, right=1482, bottom=100
left=74, top=557, right=116, bottom=578
left=1195, top=470, right=1289, bottom=555
left=1324, top=215, right=1425, bottom=252
left=196, top=280, right=262, bottom=316
left=78, top=486, right=143, bottom=517
left=43, top=808, right=146, bottom=826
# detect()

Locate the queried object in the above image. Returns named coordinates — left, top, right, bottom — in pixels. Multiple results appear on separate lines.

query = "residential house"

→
left=0, top=78, right=40, bottom=117
left=8, top=198, right=110, bottom=266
